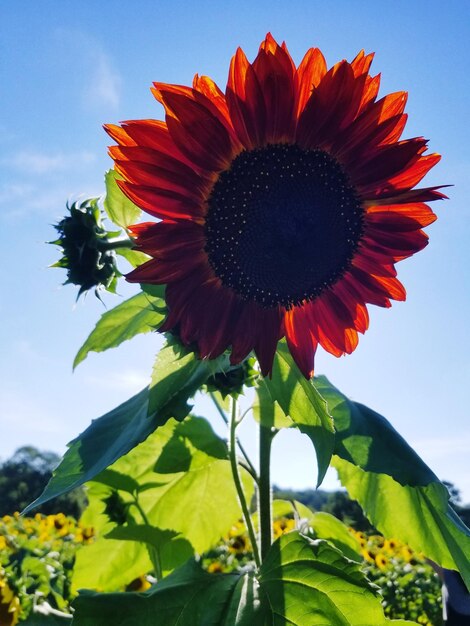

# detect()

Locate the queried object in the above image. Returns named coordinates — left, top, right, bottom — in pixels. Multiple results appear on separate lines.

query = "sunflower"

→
left=105, top=34, right=445, bottom=378
left=0, top=576, right=20, bottom=626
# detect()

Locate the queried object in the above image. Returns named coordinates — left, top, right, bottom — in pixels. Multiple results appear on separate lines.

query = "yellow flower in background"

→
left=400, top=546, right=414, bottom=562
left=351, top=530, right=367, bottom=547
left=0, top=576, right=20, bottom=626
left=228, top=534, right=250, bottom=555
left=361, top=548, right=375, bottom=563
left=273, top=518, right=296, bottom=539
left=207, top=562, right=225, bottom=574
left=375, top=554, right=389, bottom=570
left=227, top=521, right=245, bottom=538
left=383, top=538, right=401, bottom=553
left=125, top=576, right=152, bottom=592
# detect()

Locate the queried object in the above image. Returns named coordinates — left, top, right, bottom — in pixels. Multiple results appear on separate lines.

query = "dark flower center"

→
left=204, top=144, right=364, bottom=308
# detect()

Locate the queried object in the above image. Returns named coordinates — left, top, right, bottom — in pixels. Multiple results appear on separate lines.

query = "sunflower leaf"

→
left=72, top=533, right=408, bottom=625
left=273, top=500, right=363, bottom=562
left=72, top=416, right=253, bottom=591
left=262, top=343, right=334, bottom=486
left=103, top=169, right=141, bottom=229
left=148, top=338, right=231, bottom=420
left=313, top=376, right=437, bottom=486
left=73, top=290, right=166, bottom=369
left=24, top=343, right=231, bottom=514
left=315, top=377, right=470, bottom=591
left=115, top=246, right=151, bottom=268
left=333, top=457, right=470, bottom=591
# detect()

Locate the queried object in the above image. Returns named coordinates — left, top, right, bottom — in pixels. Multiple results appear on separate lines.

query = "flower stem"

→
left=132, top=498, right=162, bottom=580
left=259, top=423, right=274, bottom=561
left=97, top=236, right=134, bottom=251
left=229, top=396, right=261, bottom=569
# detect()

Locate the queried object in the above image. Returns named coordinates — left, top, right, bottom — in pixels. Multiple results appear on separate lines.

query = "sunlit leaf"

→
left=262, top=343, right=334, bottom=486
left=252, top=384, right=293, bottom=429
left=115, top=247, right=150, bottom=268
left=72, top=417, right=253, bottom=590
left=73, top=533, right=152, bottom=592
left=148, top=340, right=229, bottom=420
left=72, top=533, right=410, bottom=625
left=96, top=416, right=254, bottom=554
left=333, top=456, right=470, bottom=591
left=73, top=291, right=166, bottom=368
left=314, top=376, right=470, bottom=591
left=313, top=376, right=436, bottom=486
left=104, top=169, right=141, bottom=228
left=271, top=499, right=362, bottom=562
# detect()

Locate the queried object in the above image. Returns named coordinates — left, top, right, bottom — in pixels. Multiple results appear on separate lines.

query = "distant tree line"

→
left=273, top=482, right=470, bottom=530
left=0, top=446, right=87, bottom=517
left=1, top=447, right=469, bottom=529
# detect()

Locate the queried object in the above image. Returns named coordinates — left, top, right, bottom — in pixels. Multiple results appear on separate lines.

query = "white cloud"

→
left=87, top=52, right=122, bottom=110
left=2, top=149, right=96, bottom=175
left=53, top=28, right=122, bottom=111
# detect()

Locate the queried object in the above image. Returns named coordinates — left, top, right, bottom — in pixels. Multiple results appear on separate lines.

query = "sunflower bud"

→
left=50, top=198, right=131, bottom=299
left=205, top=357, right=259, bottom=398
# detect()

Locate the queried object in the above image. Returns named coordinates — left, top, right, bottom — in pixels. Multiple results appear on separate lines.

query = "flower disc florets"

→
left=205, top=144, right=364, bottom=308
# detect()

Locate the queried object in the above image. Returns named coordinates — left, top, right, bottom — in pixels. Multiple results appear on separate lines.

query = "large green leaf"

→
left=73, top=290, right=166, bottom=368
left=74, top=482, right=193, bottom=591
left=259, top=532, right=408, bottom=625
left=100, top=416, right=254, bottom=553
left=72, top=533, right=412, bottom=625
left=104, top=169, right=141, bottom=228
left=24, top=343, right=231, bottom=514
left=73, top=533, right=153, bottom=592
left=148, top=341, right=229, bottom=420
left=313, top=376, right=436, bottom=486
left=72, top=560, right=262, bottom=626
left=271, top=500, right=362, bottom=562
left=334, top=456, right=470, bottom=591
left=73, top=416, right=254, bottom=590
left=314, top=376, right=470, bottom=590
left=262, top=344, right=334, bottom=486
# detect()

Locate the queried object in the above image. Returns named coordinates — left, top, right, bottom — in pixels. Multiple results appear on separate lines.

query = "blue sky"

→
left=1, top=1, right=469, bottom=501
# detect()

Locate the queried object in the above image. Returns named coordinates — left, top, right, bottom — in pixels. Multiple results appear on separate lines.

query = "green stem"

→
left=229, top=396, right=261, bottom=569
left=132, top=498, right=163, bottom=580
left=97, top=236, right=134, bottom=251
left=210, top=393, right=258, bottom=483
left=259, top=424, right=274, bottom=561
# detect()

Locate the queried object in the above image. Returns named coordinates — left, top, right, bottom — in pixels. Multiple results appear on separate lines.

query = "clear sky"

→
left=1, top=1, right=469, bottom=501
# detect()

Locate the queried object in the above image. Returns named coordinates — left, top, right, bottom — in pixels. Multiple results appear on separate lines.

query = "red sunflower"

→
left=105, top=34, right=445, bottom=378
